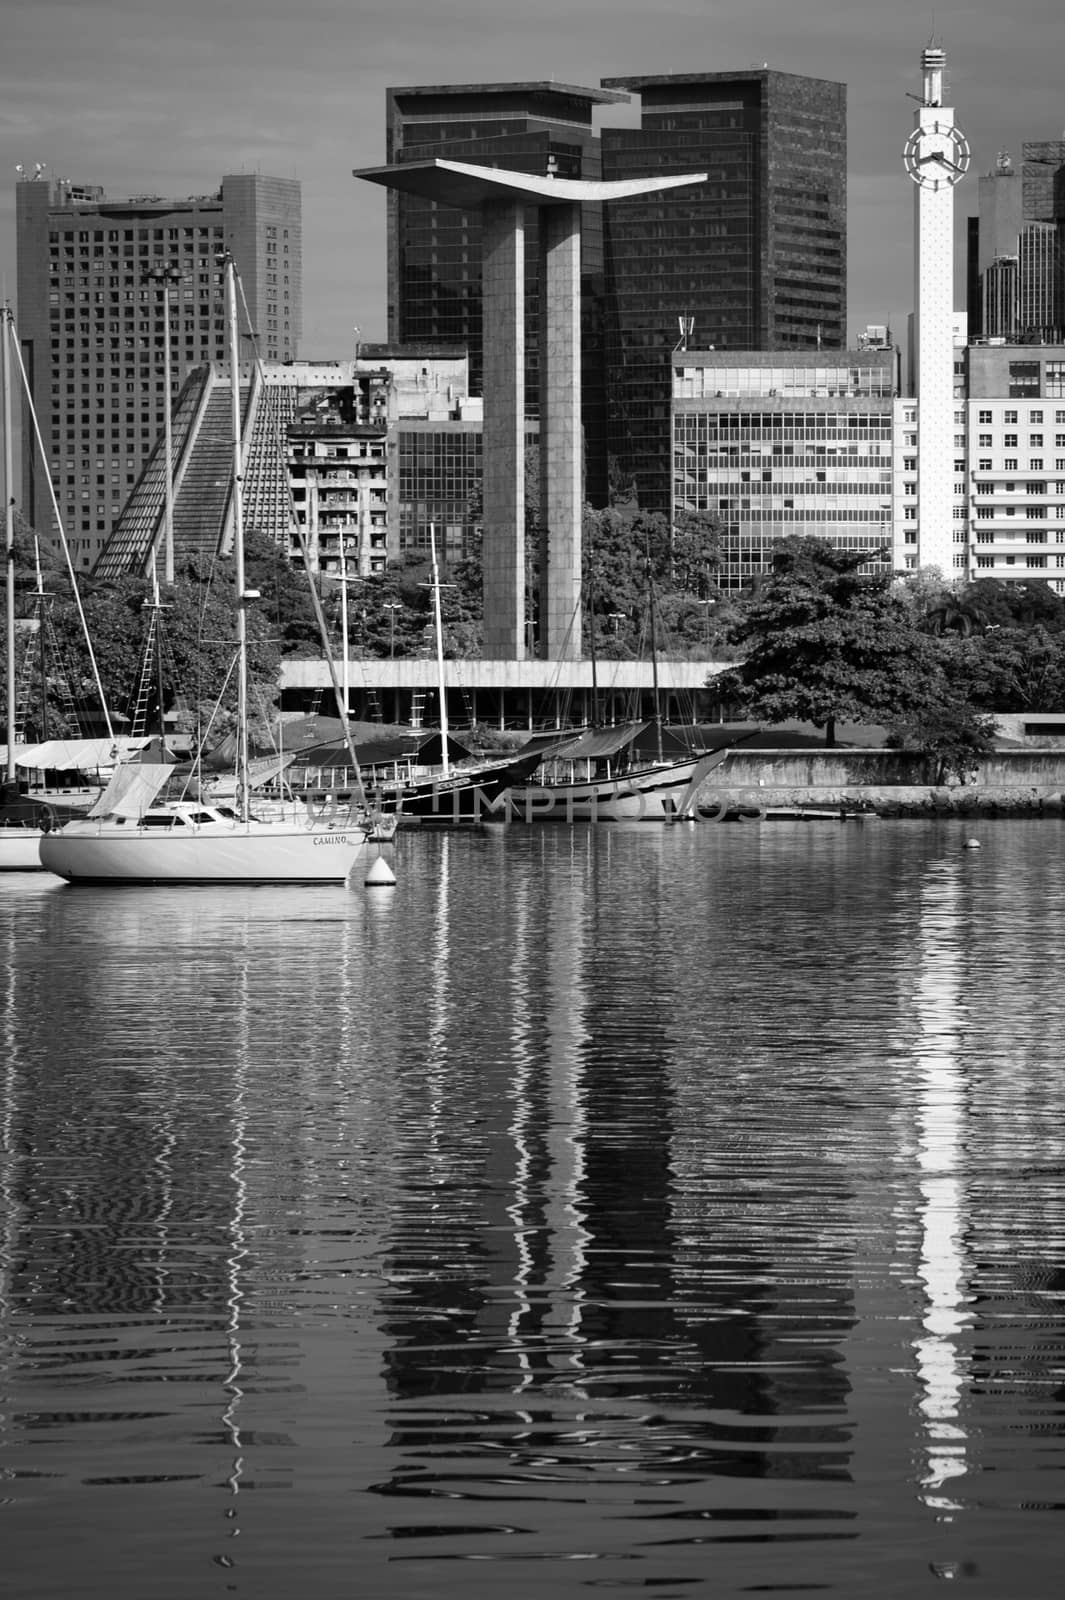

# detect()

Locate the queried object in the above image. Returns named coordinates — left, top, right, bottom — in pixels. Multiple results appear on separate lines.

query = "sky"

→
left=1, top=0, right=1063, bottom=358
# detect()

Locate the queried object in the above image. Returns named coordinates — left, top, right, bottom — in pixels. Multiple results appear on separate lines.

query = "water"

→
left=2, top=819, right=1065, bottom=1598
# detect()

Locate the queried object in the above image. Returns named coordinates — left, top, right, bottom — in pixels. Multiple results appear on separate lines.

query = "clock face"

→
left=904, top=121, right=971, bottom=189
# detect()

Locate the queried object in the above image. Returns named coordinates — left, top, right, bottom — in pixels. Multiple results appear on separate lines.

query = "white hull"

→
left=39, top=815, right=368, bottom=885
left=510, top=756, right=703, bottom=822
left=0, top=826, right=48, bottom=871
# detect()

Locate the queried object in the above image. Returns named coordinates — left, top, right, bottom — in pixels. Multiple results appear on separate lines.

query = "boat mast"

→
left=645, top=548, right=663, bottom=763
left=34, top=541, right=49, bottom=745
left=587, top=566, right=599, bottom=729
left=225, top=255, right=251, bottom=825
left=2, top=305, right=15, bottom=784
left=150, top=556, right=167, bottom=757
left=8, top=315, right=115, bottom=741
left=429, top=523, right=450, bottom=779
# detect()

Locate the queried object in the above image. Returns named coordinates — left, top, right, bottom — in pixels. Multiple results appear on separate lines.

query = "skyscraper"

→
left=600, top=70, right=847, bottom=510
left=16, top=172, right=301, bottom=569
left=385, top=82, right=619, bottom=390
left=968, top=142, right=1065, bottom=342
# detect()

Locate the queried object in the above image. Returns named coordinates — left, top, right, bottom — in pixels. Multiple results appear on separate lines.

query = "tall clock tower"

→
left=905, top=46, right=970, bottom=575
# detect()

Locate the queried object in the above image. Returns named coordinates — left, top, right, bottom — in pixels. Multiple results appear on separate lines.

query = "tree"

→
left=885, top=691, right=996, bottom=785
left=948, top=624, right=1065, bottom=711
left=582, top=503, right=724, bottom=658
left=720, top=536, right=971, bottom=747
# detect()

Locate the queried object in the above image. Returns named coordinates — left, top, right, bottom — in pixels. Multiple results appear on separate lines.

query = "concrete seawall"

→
left=700, top=749, right=1065, bottom=816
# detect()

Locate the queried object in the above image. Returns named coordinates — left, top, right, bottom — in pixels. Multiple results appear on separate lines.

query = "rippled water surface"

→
left=3, top=820, right=1065, bottom=1597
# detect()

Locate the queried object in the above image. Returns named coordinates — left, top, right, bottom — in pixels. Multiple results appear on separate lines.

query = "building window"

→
left=1005, top=459, right=1018, bottom=471
left=978, top=434, right=992, bottom=447
left=979, top=458, right=992, bottom=470
left=979, top=409, right=993, bottom=423
left=1004, top=434, right=1018, bottom=448
left=1009, top=362, right=1040, bottom=397
left=1004, top=409, right=1018, bottom=424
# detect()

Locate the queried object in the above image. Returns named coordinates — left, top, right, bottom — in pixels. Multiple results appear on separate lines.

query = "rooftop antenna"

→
left=674, top=314, right=694, bottom=352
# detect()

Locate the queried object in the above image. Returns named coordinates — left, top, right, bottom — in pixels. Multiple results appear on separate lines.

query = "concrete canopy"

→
left=353, top=157, right=708, bottom=209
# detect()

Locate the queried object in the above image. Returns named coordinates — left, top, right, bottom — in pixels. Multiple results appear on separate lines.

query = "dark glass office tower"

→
left=385, top=82, right=621, bottom=502
left=599, top=70, right=847, bottom=510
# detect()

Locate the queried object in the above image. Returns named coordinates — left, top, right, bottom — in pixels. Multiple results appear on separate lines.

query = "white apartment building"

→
left=963, top=344, right=1065, bottom=594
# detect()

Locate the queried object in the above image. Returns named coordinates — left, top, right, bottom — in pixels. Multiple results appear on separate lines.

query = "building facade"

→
left=968, top=142, right=1065, bottom=343
left=601, top=70, right=847, bottom=512
left=964, top=343, right=1065, bottom=593
left=672, top=349, right=895, bottom=591
left=16, top=172, right=301, bottom=569
left=96, top=351, right=485, bottom=582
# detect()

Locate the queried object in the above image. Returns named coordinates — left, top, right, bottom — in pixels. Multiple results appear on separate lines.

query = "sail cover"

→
left=88, top=762, right=174, bottom=819
left=8, top=737, right=151, bottom=771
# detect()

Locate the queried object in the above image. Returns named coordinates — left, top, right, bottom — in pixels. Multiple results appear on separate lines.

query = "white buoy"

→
left=365, top=854, right=397, bottom=887
left=963, top=838, right=982, bottom=849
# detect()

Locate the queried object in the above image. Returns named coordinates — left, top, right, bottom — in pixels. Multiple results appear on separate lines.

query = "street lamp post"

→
left=383, top=602, right=401, bottom=659
left=144, top=264, right=183, bottom=584
left=696, top=598, right=716, bottom=654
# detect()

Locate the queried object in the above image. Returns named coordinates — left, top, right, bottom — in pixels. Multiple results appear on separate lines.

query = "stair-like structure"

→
left=94, top=364, right=266, bottom=579
left=171, top=386, right=238, bottom=562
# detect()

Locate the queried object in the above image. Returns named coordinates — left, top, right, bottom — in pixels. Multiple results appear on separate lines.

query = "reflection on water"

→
left=2, top=823, right=1065, bottom=1597
left=913, top=859, right=971, bottom=1510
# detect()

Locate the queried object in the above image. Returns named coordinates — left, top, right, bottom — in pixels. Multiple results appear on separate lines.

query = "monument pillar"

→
left=539, top=201, right=583, bottom=660
left=481, top=199, right=526, bottom=659
left=353, top=158, right=707, bottom=661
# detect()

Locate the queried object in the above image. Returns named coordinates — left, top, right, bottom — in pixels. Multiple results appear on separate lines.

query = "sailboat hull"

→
left=39, top=816, right=368, bottom=885
left=509, top=755, right=705, bottom=822
left=0, top=826, right=48, bottom=871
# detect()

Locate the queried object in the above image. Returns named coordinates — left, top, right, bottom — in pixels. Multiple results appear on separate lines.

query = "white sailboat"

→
left=40, top=254, right=372, bottom=886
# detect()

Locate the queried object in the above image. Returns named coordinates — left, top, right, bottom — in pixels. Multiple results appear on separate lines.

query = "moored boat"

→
left=507, top=722, right=744, bottom=822
left=39, top=763, right=364, bottom=885
left=39, top=255, right=372, bottom=887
